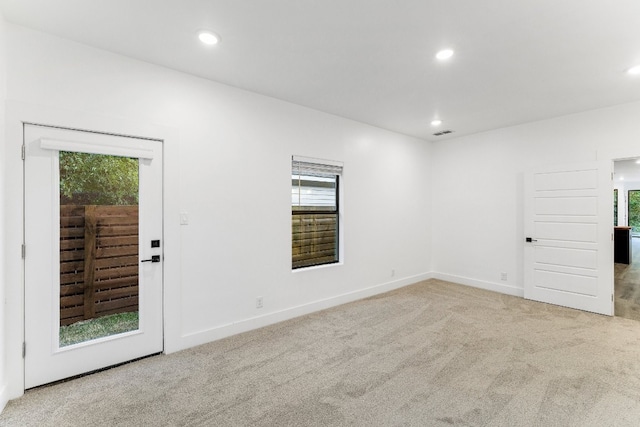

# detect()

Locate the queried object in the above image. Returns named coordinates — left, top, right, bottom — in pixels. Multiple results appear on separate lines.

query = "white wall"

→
left=0, top=10, right=7, bottom=413
left=431, top=100, right=640, bottom=295
left=2, top=24, right=433, bottom=399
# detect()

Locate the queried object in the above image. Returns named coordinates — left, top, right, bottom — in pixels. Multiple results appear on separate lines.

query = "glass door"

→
left=24, top=124, right=163, bottom=388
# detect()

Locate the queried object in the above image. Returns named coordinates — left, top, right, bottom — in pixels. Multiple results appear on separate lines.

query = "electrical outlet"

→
left=500, top=272, right=507, bottom=281
left=256, top=296, right=263, bottom=309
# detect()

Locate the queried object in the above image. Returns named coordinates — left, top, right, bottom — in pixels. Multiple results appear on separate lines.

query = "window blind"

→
left=292, top=159, right=343, bottom=178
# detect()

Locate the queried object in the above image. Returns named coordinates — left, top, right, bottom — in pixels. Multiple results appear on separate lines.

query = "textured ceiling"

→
left=2, top=0, right=640, bottom=141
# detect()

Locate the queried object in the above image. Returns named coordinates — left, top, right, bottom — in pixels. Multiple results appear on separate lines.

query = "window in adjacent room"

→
left=629, top=189, right=640, bottom=236
left=292, top=157, right=342, bottom=269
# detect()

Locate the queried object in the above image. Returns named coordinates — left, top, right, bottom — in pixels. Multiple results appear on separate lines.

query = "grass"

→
left=59, top=311, right=139, bottom=347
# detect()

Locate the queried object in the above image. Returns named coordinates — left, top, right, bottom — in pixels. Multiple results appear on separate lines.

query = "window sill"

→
left=292, top=261, right=343, bottom=273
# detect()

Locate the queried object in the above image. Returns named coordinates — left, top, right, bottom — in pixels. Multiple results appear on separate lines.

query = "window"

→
left=629, top=190, right=640, bottom=235
left=292, top=157, right=342, bottom=269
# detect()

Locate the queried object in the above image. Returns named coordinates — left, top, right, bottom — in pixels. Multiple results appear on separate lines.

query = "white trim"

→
left=171, top=272, right=433, bottom=352
left=40, top=138, right=155, bottom=159
left=432, top=272, right=525, bottom=297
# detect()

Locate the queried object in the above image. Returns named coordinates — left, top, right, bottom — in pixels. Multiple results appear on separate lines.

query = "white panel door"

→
left=524, top=162, right=613, bottom=315
left=24, top=124, right=163, bottom=388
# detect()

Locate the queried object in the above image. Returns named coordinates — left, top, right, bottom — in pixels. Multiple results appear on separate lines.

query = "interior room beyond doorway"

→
left=613, top=159, right=640, bottom=321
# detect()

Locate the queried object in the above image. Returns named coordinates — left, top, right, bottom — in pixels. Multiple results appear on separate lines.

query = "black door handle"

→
left=525, top=237, right=538, bottom=242
left=141, top=255, right=161, bottom=263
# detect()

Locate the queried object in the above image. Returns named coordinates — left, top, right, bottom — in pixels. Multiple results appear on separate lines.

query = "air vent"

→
left=433, top=130, right=454, bottom=136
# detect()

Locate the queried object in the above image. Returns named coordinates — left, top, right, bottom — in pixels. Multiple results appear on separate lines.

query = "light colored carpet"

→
left=3, top=279, right=640, bottom=426
left=615, top=236, right=640, bottom=321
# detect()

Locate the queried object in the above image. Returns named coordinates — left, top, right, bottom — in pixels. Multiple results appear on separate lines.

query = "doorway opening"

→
left=613, top=159, right=640, bottom=321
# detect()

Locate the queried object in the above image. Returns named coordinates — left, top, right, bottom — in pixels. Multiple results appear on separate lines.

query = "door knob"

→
left=141, top=255, right=161, bottom=263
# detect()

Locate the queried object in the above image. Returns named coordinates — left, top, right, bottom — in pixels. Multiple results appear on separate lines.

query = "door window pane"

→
left=59, top=151, right=140, bottom=346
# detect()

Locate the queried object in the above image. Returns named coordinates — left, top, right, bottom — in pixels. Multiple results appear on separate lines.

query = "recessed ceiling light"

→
left=620, top=176, right=625, bottom=181
left=436, top=49, right=454, bottom=60
left=198, top=30, right=220, bottom=46
left=627, top=64, right=640, bottom=75
left=431, top=119, right=443, bottom=127
left=635, top=159, right=640, bottom=164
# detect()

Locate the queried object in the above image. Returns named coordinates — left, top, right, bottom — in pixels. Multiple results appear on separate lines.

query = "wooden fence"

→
left=60, top=205, right=139, bottom=326
left=292, top=213, right=338, bottom=268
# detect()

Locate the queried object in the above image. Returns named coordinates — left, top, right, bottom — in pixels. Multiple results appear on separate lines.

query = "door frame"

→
left=23, top=124, right=164, bottom=388
left=3, top=101, right=181, bottom=400
left=610, top=153, right=640, bottom=319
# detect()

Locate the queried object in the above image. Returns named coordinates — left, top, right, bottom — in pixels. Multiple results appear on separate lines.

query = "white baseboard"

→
left=172, top=272, right=434, bottom=353
left=432, top=272, right=524, bottom=297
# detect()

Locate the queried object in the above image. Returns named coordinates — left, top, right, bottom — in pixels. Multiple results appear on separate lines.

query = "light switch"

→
left=180, top=212, right=189, bottom=225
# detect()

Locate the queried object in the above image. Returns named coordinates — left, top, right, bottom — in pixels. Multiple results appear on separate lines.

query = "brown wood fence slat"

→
left=96, top=285, right=139, bottom=300
left=97, top=236, right=138, bottom=247
left=59, top=205, right=140, bottom=326
left=94, top=205, right=139, bottom=216
left=95, top=297, right=139, bottom=314
left=293, top=250, right=336, bottom=262
left=97, top=226, right=138, bottom=237
left=96, top=246, right=138, bottom=258
left=60, top=260, right=84, bottom=273
left=293, top=231, right=336, bottom=246
left=94, top=265, right=139, bottom=280
left=60, top=217, right=85, bottom=227
left=97, top=216, right=139, bottom=225
left=60, top=310, right=83, bottom=322
left=60, top=251, right=84, bottom=262
left=95, top=255, right=138, bottom=269
left=61, top=228, right=85, bottom=238
left=60, top=284, right=83, bottom=297
left=60, top=239, right=85, bottom=250
left=60, top=272, right=84, bottom=285
left=293, top=242, right=336, bottom=254
left=60, top=295, right=84, bottom=306
left=91, top=276, right=139, bottom=290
